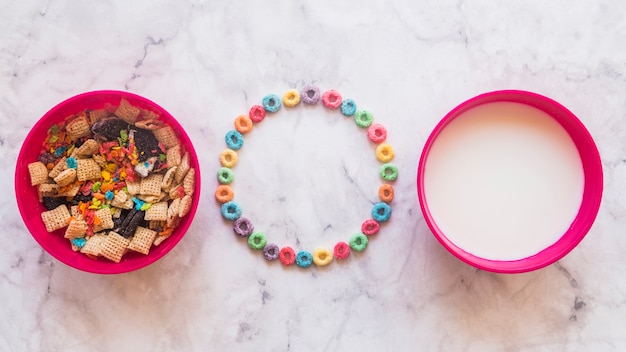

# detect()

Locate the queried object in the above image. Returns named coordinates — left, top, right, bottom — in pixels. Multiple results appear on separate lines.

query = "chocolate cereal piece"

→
left=119, top=210, right=144, bottom=238
left=91, top=118, right=128, bottom=141
left=133, top=128, right=160, bottom=161
left=41, top=196, right=64, bottom=210
left=41, top=205, right=70, bottom=232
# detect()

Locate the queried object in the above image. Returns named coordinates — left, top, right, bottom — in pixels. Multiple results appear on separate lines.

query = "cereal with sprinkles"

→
left=27, top=98, right=197, bottom=262
left=215, top=86, right=398, bottom=270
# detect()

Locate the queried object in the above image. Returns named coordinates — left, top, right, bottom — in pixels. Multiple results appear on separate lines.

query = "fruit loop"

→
left=216, top=86, right=398, bottom=270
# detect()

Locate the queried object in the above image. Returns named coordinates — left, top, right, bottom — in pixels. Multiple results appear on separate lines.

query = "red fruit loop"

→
left=249, top=105, right=266, bottom=123
left=334, top=242, right=351, bottom=260
left=279, top=246, right=296, bottom=266
left=322, top=90, right=343, bottom=109
left=361, top=219, right=380, bottom=236
left=367, top=123, right=387, bottom=143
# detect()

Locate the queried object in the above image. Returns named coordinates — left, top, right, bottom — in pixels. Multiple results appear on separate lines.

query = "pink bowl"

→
left=15, top=90, right=201, bottom=274
left=417, top=90, right=602, bottom=273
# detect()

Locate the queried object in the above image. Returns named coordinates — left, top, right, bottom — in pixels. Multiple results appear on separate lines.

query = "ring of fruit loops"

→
left=27, top=98, right=196, bottom=263
left=215, top=86, right=398, bottom=270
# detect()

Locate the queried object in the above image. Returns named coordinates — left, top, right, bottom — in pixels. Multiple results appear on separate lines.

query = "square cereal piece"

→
left=183, top=168, right=195, bottom=196
left=66, top=115, right=91, bottom=140
left=48, top=157, right=67, bottom=179
left=174, top=152, right=190, bottom=184
left=167, top=197, right=180, bottom=228
left=54, top=168, right=77, bottom=187
left=38, top=183, right=59, bottom=197
left=76, top=158, right=101, bottom=181
left=128, top=226, right=157, bottom=255
left=93, top=207, right=114, bottom=233
left=73, top=139, right=99, bottom=156
left=166, top=145, right=182, bottom=167
left=80, top=233, right=107, bottom=257
left=88, top=109, right=108, bottom=125
left=70, top=205, right=82, bottom=219
left=111, top=191, right=131, bottom=209
left=161, top=166, right=177, bottom=190
left=101, top=231, right=131, bottom=263
left=140, top=173, right=163, bottom=196
left=144, top=201, right=168, bottom=221
left=41, top=205, right=70, bottom=232
left=153, top=126, right=179, bottom=149
left=65, top=218, right=88, bottom=239
left=28, top=162, right=49, bottom=186
left=126, top=180, right=141, bottom=195
left=92, top=154, right=107, bottom=168
left=153, top=232, right=172, bottom=246
left=114, top=98, right=140, bottom=124
left=179, top=194, right=192, bottom=218
left=57, top=183, right=81, bottom=198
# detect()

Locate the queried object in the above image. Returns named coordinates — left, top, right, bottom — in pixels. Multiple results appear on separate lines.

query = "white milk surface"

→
left=423, top=102, right=584, bottom=260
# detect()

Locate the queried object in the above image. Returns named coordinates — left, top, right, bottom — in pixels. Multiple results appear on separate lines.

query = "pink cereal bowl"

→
left=14, top=90, right=201, bottom=274
left=417, top=90, right=603, bottom=273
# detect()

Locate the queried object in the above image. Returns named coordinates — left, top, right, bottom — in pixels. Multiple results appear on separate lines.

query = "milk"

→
left=423, top=102, right=584, bottom=260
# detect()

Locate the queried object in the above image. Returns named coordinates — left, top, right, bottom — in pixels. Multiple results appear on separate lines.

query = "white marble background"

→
left=1, top=0, right=625, bottom=351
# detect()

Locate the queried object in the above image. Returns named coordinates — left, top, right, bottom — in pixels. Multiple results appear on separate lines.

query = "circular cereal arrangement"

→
left=216, top=86, right=398, bottom=270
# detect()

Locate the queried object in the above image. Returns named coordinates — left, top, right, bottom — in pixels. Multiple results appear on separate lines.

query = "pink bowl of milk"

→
left=417, top=90, right=603, bottom=273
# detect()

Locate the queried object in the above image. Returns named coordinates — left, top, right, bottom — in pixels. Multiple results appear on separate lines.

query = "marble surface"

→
left=1, top=0, right=625, bottom=351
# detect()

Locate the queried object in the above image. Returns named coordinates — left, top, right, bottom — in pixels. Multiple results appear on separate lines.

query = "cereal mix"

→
left=27, top=98, right=195, bottom=263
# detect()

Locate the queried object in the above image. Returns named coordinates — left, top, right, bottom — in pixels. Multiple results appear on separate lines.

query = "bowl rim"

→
left=417, top=90, right=603, bottom=273
left=15, top=90, right=201, bottom=274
